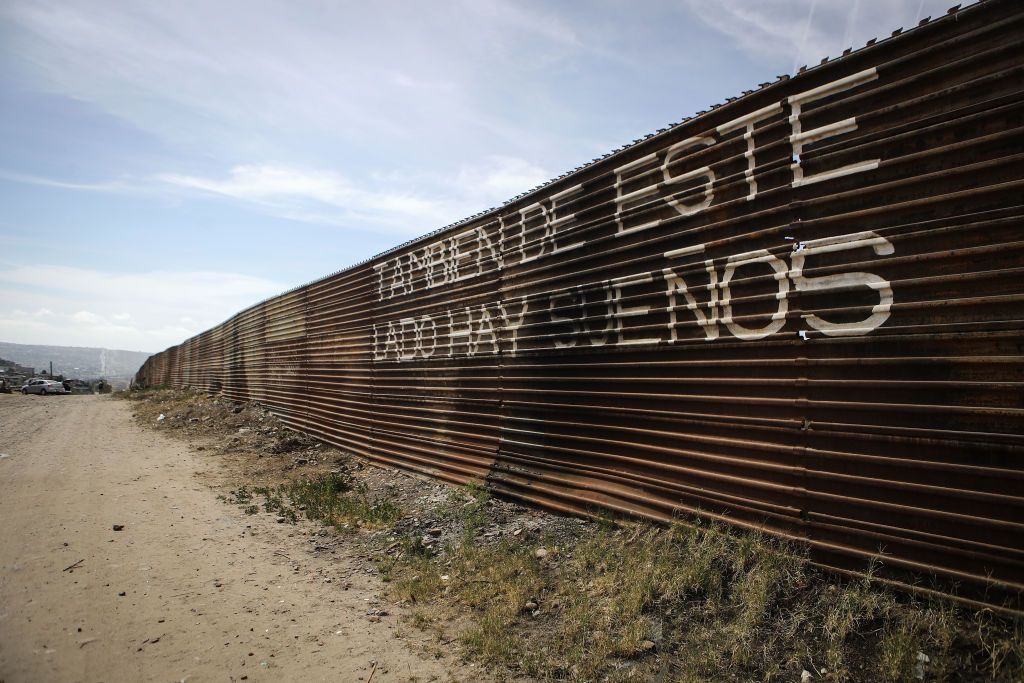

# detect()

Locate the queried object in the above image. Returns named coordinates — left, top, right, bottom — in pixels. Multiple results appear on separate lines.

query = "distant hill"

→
left=0, top=341, right=152, bottom=381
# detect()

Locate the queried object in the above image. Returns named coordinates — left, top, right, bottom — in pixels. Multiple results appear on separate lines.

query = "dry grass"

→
left=383, top=503, right=1023, bottom=682
left=127, top=388, right=1024, bottom=682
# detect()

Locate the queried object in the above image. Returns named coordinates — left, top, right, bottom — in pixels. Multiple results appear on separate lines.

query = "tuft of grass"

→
left=284, top=473, right=403, bottom=530
left=437, top=482, right=491, bottom=540
left=227, top=486, right=253, bottom=505
left=880, top=610, right=926, bottom=681
left=820, top=559, right=892, bottom=677
left=225, top=472, right=403, bottom=530
left=389, top=552, right=445, bottom=604
left=257, top=487, right=297, bottom=522
left=409, top=608, right=437, bottom=630
left=545, top=522, right=805, bottom=680
left=976, top=610, right=1024, bottom=681
left=450, top=539, right=545, bottom=667
left=284, top=471, right=352, bottom=519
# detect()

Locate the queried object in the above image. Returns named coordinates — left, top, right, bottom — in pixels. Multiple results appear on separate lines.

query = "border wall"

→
left=137, top=0, right=1024, bottom=611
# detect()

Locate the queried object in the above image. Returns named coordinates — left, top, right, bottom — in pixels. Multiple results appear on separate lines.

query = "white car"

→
left=21, top=379, right=68, bottom=395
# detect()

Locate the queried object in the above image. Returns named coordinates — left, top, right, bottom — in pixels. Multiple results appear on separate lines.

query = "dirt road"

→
left=0, top=394, right=474, bottom=682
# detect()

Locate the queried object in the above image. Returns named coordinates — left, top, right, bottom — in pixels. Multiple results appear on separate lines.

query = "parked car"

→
left=21, top=379, right=68, bottom=395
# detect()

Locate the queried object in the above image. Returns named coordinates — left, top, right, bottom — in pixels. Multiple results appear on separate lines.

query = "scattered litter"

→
left=0, top=453, right=10, bottom=459
left=156, top=414, right=165, bottom=422
left=801, top=670, right=813, bottom=682
left=137, top=635, right=163, bottom=652
left=62, top=559, right=85, bottom=572
left=112, top=524, right=125, bottom=531
left=914, top=652, right=930, bottom=679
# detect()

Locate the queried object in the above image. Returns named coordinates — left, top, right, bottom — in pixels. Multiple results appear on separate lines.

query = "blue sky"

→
left=0, top=0, right=957, bottom=352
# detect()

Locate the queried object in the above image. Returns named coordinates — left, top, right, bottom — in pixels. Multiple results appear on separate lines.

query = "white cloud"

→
left=455, top=155, right=549, bottom=201
left=0, top=265, right=285, bottom=351
left=71, top=310, right=105, bottom=325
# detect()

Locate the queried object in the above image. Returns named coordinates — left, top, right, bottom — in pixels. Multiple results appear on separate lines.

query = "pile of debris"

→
left=127, top=388, right=322, bottom=458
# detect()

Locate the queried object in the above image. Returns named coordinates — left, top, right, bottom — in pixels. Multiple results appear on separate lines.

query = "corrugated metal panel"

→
left=137, top=0, right=1024, bottom=611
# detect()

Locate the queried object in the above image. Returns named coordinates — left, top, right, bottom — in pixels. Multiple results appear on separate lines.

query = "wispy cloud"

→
left=2, top=154, right=551, bottom=236
left=154, top=157, right=550, bottom=234
left=0, top=169, right=134, bottom=193
left=155, top=164, right=449, bottom=229
left=685, top=0, right=961, bottom=73
left=0, top=0, right=590, bottom=158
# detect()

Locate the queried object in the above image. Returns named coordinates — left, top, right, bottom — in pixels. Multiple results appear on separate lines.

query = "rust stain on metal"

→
left=138, top=0, right=1024, bottom=611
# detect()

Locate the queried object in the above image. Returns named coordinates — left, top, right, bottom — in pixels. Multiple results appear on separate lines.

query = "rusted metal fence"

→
left=138, top=0, right=1024, bottom=611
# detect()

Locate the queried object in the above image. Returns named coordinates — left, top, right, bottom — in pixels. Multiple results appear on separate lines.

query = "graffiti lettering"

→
left=373, top=231, right=895, bottom=361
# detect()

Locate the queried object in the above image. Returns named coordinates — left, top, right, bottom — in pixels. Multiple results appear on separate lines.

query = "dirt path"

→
left=0, top=394, right=476, bottom=683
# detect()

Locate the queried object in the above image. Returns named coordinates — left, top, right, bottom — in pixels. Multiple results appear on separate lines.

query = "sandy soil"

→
left=0, top=394, right=479, bottom=683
